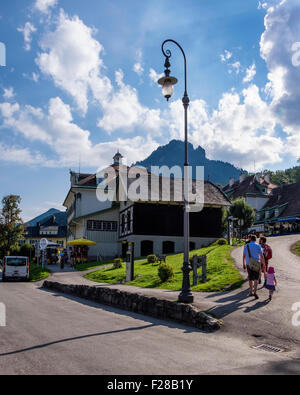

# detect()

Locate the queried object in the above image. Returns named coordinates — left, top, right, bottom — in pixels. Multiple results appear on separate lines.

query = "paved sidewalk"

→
left=41, top=235, right=300, bottom=357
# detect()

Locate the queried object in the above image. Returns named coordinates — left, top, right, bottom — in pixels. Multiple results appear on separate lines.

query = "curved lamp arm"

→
left=161, top=39, right=187, bottom=96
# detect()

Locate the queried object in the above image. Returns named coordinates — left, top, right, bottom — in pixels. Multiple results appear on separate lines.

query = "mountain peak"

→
left=135, top=140, right=243, bottom=185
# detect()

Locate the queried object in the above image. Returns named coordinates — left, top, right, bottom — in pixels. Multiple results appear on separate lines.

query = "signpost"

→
left=191, top=254, right=207, bottom=286
left=126, top=242, right=135, bottom=282
left=40, top=238, right=48, bottom=268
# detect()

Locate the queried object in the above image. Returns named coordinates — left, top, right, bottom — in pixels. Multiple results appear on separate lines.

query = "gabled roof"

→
left=24, top=211, right=67, bottom=238
left=261, top=182, right=300, bottom=218
left=66, top=166, right=231, bottom=208
left=26, top=208, right=61, bottom=227
left=125, top=174, right=231, bottom=206
left=223, top=174, right=278, bottom=200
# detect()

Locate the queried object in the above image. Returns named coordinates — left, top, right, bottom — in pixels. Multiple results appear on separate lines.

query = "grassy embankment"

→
left=291, top=241, right=300, bottom=257
left=29, top=263, right=51, bottom=282
left=84, top=243, right=244, bottom=293
left=74, top=259, right=119, bottom=272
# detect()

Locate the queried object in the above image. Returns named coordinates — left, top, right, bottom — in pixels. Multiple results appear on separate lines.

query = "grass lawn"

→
left=84, top=243, right=244, bottom=293
left=74, top=259, right=119, bottom=272
left=29, top=263, right=51, bottom=282
left=291, top=241, right=300, bottom=257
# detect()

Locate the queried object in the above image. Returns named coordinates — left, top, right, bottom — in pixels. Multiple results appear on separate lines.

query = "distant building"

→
left=223, top=174, right=300, bottom=234
left=253, top=182, right=300, bottom=235
left=223, top=173, right=278, bottom=211
left=63, top=153, right=231, bottom=259
left=21, top=209, right=67, bottom=247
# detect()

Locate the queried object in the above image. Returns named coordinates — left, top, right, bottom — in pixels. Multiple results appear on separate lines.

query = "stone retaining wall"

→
left=42, top=281, right=221, bottom=331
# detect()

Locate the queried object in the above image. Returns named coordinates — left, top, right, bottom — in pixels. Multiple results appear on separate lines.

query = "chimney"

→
left=229, top=177, right=234, bottom=187
left=239, top=173, right=246, bottom=184
left=70, top=170, right=78, bottom=186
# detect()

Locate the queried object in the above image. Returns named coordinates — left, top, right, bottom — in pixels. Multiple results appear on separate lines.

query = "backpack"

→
left=247, top=244, right=261, bottom=272
left=264, top=244, right=272, bottom=260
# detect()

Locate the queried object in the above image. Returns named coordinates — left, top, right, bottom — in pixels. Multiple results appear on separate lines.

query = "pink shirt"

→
left=266, top=273, right=275, bottom=286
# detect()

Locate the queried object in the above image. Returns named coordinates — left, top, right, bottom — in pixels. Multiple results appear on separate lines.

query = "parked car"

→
left=2, top=256, right=29, bottom=281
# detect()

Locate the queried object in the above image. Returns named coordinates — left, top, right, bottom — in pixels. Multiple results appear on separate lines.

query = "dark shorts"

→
left=247, top=267, right=260, bottom=281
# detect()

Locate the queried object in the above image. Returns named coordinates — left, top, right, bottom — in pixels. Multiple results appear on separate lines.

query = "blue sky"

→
left=0, top=0, right=300, bottom=221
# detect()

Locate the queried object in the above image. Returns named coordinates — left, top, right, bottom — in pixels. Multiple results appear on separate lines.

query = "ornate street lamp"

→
left=158, top=39, right=193, bottom=303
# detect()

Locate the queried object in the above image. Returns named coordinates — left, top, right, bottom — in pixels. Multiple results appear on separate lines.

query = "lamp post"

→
left=158, top=39, right=193, bottom=303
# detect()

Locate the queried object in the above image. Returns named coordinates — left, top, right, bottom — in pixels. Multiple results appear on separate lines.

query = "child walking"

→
left=265, top=266, right=277, bottom=301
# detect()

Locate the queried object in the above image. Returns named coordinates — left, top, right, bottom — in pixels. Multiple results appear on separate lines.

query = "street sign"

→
left=40, top=238, right=48, bottom=250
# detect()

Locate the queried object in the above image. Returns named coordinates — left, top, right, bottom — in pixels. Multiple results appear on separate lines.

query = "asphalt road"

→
left=0, top=235, right=299, bottom=375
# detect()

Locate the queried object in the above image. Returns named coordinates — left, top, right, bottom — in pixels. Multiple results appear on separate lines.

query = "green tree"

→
left=224, top=197, right=255, bottom=234
left=0, top=195, right=23, bottom=256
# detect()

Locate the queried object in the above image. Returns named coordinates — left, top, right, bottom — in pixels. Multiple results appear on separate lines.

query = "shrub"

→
left=113, top=258, right=123, bottom=269
left=147, top=254, right=157, bottom=264
left=217, top=238, right=227, bottom=245
left=158, top=262, right=174, bottom=283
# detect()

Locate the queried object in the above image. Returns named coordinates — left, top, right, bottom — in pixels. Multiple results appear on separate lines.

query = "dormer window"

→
left=265, top=210, right=270, bottom=219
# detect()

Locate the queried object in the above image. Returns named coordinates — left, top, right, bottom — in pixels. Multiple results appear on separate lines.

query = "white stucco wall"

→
left=75, top=188, right=112, bottom=218
left=81, top=208, right=120, bottom=259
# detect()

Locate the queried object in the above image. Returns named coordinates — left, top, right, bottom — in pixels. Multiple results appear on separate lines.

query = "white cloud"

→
left=98, top=69, right=165, bottom=135
left=220, top=50, right=232, bottom=62
left=0, top=142, right=48, bottom=166
left=149, top=68, right=163, bottom=84
left=260, top=0, right=300, bottom=155
left=36, top=10, right=112, bottom=114
left=163, top=85, right=282, bottom=170
left=0, top=102, right=20, bottom=117
left=3, top=87, right=15, bottom=99
left=35, top=12, right=164, bottom=135
left=133, top=62, right=144, bottom=76
left=17, top=22, right=37, bottom=51
left=0, top=96, right=159, bottom=168
left=230, top=61, right=242, bottom=75
left=34, top=0, right=58, bottom=14
left=243, top=63, right=256, bottom=83
left=32, top=72, right=40, bottom=82
left=198, top=85, right=281, bottom=169
left=257, top=1, right=268, bottom=10
left=5, top=2, right=298, bottom=172
left=133, top=49, right=144, bottom=76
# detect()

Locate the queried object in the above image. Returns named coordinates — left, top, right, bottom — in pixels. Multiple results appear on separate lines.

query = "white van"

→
left=2, top=256, right=29, bottom=281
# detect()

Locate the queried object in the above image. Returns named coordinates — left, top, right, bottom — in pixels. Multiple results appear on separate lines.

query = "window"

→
left=87, top=220, right=117, bottom=232
left=119, top=207, right=133, bottom=237
left=265, top=211, right=270, bottom=219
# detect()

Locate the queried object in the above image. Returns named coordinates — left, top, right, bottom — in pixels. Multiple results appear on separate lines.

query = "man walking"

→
left=243, top=235, right=266, bottom=299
